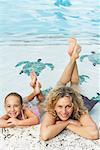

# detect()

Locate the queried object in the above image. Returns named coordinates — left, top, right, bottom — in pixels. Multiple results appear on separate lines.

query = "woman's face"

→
left=54, top=96, right=73, bottom=121
left=5, top=95, right=22, bottom=118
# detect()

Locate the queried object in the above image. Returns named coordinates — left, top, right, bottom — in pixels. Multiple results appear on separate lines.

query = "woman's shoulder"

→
left=43, top=112, right=56, bottom=122
left=79, top=112, right=95, bottom=124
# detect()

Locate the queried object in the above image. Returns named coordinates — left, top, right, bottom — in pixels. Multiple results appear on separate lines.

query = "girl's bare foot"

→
left=67, top=38, right=77, bottom=56
left=35, top=81, right=45, bottom=102
left=36, top=92, right=45, bottom=102
left=30, top=71, right=37, bottom=87
left=34, top=81, right=41, bottom=95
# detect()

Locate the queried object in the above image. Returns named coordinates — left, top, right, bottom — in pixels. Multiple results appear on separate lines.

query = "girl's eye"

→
left=15, top=105, right=18, bottom=107
left=7, top=105, right=10, bottom=108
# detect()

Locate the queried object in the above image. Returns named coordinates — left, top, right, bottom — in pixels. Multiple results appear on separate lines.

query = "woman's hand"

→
left=68, top=119, right=81, bottom=126
left=56, top=120, right=69, bottom=126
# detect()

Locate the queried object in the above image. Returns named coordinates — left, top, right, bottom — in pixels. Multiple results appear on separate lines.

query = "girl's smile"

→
left=5, top=95, right=22, bottom=118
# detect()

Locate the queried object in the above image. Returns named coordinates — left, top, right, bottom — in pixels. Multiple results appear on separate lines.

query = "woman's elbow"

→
left=90, top=131, right=99, bottom=140
left=40, top=131, right=49, bottom=141
left=88, top=127, right=99, bottom=140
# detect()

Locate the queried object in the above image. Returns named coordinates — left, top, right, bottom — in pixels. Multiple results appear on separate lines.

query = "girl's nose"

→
left=11, top=106, right=14, bottom=111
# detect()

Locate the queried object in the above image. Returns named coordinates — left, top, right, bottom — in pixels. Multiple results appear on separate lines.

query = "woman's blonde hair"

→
left=46, top=85, right=88, bottom=120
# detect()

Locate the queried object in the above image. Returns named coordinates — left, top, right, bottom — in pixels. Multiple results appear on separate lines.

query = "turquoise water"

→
left=0, top=0, right=99, bottom=45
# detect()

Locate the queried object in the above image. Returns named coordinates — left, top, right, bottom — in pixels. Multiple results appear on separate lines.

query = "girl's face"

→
left=5, top=95, right=22, bottom=118
left=54, top=96, right=73, bottom=121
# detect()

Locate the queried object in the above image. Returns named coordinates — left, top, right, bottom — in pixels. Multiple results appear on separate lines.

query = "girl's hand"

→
left=7, top=118, right=20, bottom=126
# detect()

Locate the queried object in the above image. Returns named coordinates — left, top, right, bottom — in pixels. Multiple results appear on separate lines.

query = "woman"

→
left=40, top=38, right=99, bottom=140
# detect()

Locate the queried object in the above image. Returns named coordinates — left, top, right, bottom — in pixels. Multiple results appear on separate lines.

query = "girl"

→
left=0, top=92, right=39, bottom=128
left=0, top=72, right=43, bottom=128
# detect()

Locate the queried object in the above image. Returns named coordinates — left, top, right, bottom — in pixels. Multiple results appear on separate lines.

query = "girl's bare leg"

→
left=30, top=71, right=44, bottom=102
left=23, top=71, right=42, bottom=103
left=30, top=71, right=40, bottom=87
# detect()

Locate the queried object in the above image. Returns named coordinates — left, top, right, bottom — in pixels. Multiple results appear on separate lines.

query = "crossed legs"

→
left=57, top=38, right=81, bottom=92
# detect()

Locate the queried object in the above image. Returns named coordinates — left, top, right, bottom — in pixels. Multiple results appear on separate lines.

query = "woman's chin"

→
left=59, top=116, right=68, bottom=121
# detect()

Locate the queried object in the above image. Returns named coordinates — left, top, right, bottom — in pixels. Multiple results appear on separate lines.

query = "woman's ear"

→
left=77, top=107, right=79, bottom=112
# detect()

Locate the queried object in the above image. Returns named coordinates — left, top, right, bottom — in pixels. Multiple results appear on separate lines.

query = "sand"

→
left=0, top=44, right=100, bottom=150
left=0, top=124, right=100, bottom=150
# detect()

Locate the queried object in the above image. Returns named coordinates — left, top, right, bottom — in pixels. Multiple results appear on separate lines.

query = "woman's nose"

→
left=62, top=108, right=66, bottom=114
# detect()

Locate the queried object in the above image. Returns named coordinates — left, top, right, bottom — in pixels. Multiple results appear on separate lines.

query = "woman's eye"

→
left=67, top=105, right=72, bottom=108
left=58, top=106, right=62, bottom=108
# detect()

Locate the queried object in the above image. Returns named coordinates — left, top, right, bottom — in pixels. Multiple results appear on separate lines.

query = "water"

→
left=0, top=0, right=99, bottom=45
left=0, top=0, right=100, bottom=125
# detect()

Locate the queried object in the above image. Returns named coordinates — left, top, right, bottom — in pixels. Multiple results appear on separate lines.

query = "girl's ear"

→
left=22, top=103, right=27, bottom=108
left=22, top=104, right=24, bottom=109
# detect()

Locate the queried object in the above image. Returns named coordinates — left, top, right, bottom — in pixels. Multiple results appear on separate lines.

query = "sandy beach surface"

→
left=0, top=44, right=100, bottom=149
left=0, top=124, right=100, bottom=150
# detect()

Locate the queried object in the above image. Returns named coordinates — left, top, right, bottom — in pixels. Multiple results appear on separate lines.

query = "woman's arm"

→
left=66, top=113, right=99, bottom=140
left=40, top=112, right=69, bottom=141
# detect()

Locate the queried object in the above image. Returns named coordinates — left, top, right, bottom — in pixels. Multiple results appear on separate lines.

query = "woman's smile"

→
left=55, top=96, right=73, bottom=120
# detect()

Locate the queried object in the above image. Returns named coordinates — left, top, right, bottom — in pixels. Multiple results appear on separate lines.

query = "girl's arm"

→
left=23, top=91, right=38, bottom=103
left=66, top=113, right=99, bottom=140
left=18, top=108, right=39, bottom=126
left=0, top=115, right=13, bottom=128
left=7, top=108, right=39, bottom=127
left=40, top=112, right=69, bottom=141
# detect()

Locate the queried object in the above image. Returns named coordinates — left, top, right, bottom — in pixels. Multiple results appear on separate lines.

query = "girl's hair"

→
left=4, top=92, right=23, bottom=105
left=46, top=85, right=88, bottom=120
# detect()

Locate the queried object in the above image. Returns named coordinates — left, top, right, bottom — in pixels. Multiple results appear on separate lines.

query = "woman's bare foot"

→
left=67, top=38, right=77, bottom=56
left=71, top=44, right=81, bottom=60
left=30, top=71, right=37, bottom=87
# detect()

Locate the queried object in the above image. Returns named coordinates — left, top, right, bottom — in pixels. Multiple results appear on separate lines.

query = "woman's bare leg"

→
left=68, top=38, right=80, bottom=85
left=57, top=40, right=81, bottom=86
left=68, top=38, right=82, bottom=93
